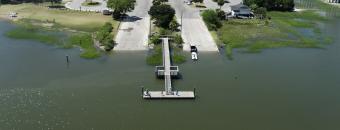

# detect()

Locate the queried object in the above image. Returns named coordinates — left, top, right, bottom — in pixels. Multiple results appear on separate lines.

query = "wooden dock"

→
left=143, top=91, right=195, bottom=99
left=143, top=38, right=195, bottom=99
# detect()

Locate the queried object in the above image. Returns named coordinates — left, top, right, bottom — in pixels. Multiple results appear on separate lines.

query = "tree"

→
left=148, top=4, right=175, bottom=28
left=244, top=0, right=294, bottom=11
left=216, top=9, right=226, bottom=20
left=173, top=34, right=183, bottom=45
left=169, top=19, right=180, bottom=31
left=201, top=10, right=221, bottom=30
left=107, top=0, right=136, bottom=19
left=249, top=4, right=258, bottom=11
left=192, top=0, right=203, bottom=3
left=152, top=0, right=168, bottom=5
left=217, top=0, right=225, bottom=9
left=254, top=7, right=267, bottom=19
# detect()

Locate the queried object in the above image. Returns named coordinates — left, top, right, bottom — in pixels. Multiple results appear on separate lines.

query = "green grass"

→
left=172, top=47, right=186, bottom=64
left=172, top=54, right=186, bottom=64
left=5, top=23, right=101, bottom=59
left=146, top=45, right=162, bottom=65
left=65, top=34, right=100, bottom=59
left=0, top=3, right=118, bottom=32
left=146, top=44, right=187, bottom=65
left=5, top=27, right=60, bottom=44
left=216, top=10, right=331, bottom=57
left=147, top=22, right=186, bottom=65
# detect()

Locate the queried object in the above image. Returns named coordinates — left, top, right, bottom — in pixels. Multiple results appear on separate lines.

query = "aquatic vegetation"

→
left=147, top=45, right=163, bottom=65
left=66, top=34, right=101, bottom=59
left=5, top=23, right=101, bottom=59
left=5, top=27, right=60, bottom=44
left=216, top=10, right=332, bottom=57
left=146, top=43, right=187, bottom=66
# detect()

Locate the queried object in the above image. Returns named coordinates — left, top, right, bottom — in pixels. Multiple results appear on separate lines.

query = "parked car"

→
left=102, top=10, right=112, bottom=15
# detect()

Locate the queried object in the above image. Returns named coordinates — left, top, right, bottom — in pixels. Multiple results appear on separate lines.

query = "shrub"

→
left=201, top=10, right=222, bottom=30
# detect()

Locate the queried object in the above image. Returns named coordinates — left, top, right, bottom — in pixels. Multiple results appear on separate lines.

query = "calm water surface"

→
left=1, top=10, right=340, bottom=130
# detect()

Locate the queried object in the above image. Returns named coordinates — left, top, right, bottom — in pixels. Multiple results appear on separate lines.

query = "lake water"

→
left=1, top=6, right=340, bottom=130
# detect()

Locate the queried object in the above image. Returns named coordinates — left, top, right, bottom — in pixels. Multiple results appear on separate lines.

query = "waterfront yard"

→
left=0, top=3, right=118, bottom=59
left=215, top=10, right=332, bottom=58
left=0, top=3, right=118, bottom=32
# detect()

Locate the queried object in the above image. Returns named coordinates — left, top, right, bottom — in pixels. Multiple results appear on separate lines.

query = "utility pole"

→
left=180, top=11, right=183, bottom=36
left=149, top=16, right=152, bottom=37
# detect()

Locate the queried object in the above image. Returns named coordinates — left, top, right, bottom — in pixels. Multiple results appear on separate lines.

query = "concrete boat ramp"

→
left=143, top=38, right=195, bottom=99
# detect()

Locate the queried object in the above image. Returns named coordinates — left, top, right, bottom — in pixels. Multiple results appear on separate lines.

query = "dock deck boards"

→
left=143, top=91, right=195, bottom=99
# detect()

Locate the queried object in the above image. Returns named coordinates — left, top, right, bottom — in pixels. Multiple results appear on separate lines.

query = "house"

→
left=230, top=3, right=253, bottom=18
left=329, top=0, right=340, bottom=3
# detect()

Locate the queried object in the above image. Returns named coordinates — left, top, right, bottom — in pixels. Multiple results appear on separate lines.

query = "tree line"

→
left=244, top=0, right=295, bottom=11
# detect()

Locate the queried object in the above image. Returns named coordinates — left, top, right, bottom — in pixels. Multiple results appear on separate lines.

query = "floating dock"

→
left=143, top=91, right=195, bottom=99
left=143, top=38, right=195, bottom=99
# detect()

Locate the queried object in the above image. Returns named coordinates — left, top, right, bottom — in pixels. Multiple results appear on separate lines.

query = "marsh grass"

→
left=65, top=34, right=100, bottom=59
left=216, top=10, right=332, bottom=57
left=146, top=43, right=187, bottom=65
left=5, top=27, right=60, bottom=44
left=147, top=45, right=163, bottom=65
left=5, top=22, right=101, bottom=59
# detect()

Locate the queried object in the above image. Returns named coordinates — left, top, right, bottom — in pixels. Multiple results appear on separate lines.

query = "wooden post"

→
left=142, top=87, right=144, bottom=96
left=66, top=55, right=70, bottom=63
left=194, top=88, right=196, bottom=96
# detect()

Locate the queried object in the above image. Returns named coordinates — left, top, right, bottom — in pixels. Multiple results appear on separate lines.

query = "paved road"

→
left=114, top=0, right=152, bottom=51
left=169, top=0, right=218, bottom=52
left=65, top=0, right=109, bottom=12
left=169, top=0, right=242, bottom=52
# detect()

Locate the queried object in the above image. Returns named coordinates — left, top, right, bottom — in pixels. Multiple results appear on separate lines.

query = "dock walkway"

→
left=143, top=38, right=195, bottom=99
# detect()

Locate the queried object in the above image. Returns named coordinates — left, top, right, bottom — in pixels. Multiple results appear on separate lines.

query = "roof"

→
left=230, top=3, right=251, bottom=11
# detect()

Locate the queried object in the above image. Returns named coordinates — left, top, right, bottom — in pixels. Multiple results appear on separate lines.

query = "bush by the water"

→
left=95, top=22, right=116, bottom=51
left=201, top=10, right=222, bottom=30
left=67, top=34, right=100, bottom=59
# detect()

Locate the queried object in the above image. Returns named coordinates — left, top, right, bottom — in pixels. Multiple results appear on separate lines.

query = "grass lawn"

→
left=0, top=3, right=118, bottom=32
left=1, top=3, right=119, bottom=59
left=216, top=10, right=332, bottom=57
